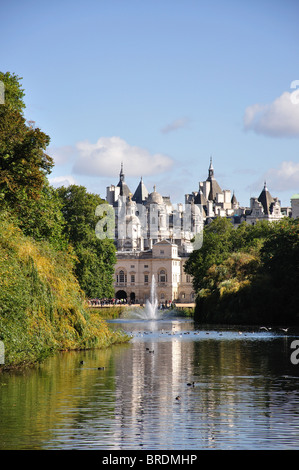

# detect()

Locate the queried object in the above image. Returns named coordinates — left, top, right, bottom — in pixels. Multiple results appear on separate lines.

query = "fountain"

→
left=144, top=274, right=159, bottom=319
left=123, top=275, right=164, bottom=320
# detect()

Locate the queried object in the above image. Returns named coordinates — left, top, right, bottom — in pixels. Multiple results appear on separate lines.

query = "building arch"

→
left=116, top=290, right=127, bottom=300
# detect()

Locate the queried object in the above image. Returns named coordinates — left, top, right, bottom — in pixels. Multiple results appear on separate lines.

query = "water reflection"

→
left=1, top=320, right=299, bottom=449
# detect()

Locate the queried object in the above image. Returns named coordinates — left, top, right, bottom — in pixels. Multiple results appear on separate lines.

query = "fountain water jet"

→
left=144, top=274, right=159, bottom=319
left=124, top=274, right=164, bottom=320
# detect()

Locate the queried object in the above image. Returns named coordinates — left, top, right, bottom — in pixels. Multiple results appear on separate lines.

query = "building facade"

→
left=291, top=194, right=299, bottom=219
left=114, top=240, right=194, bottom=304
left=105, top=160, right=288, bottom=303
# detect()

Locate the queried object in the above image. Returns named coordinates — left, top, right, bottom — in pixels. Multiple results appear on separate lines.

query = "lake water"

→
left=1, top=317, right=299, bottom=450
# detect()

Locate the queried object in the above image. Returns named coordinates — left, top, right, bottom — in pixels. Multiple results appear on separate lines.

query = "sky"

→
left=1, top=0, right=299, bottom=207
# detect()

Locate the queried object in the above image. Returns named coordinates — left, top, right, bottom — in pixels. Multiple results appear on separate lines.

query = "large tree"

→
left=0, top=72, right=67, bottom=248
left=0, top=72, right=53, bottom=202
left=56, top=185, right=117, bottom=298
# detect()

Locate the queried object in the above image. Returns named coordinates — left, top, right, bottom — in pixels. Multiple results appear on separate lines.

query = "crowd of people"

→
left=87, top=298, right=130, bottom=307
left=87, top=298, right=175, bottom=309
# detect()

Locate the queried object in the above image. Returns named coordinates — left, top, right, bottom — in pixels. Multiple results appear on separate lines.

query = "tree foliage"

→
left=56, top=185, right=117, bottom=298
left=0, top=71, right=125, bottom=366
left=185, top=217, right=299, bottom=325
left=0, top=72, right=53, bottom=203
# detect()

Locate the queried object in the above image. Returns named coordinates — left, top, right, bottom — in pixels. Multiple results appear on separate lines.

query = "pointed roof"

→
left=116, top=163, right=131, bottom=197
left=132, top=176, right=149, bottom=204
left=231, top=191, right=238, bottom=205
left=206, top=157, right=222, bottom=201
left=194, top=188, right=207, bottom=206
left=258, top=182, right=274, bottom=215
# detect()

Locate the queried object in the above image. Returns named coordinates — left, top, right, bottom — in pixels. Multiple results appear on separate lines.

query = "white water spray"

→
left=144, top=274, right=159, bottom=319
left=124, top=274, right=162, bottom=320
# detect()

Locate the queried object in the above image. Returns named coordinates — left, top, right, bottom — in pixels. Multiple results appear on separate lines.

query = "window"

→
left=144, top=274, right=149, bottom=284
left=131, top=265, right=135, bottom=268
left=159, top=270, right=166, bottom=283
left=144, top=265, right=148, bottom=268
left=131, top=274, right=135, bottom=284
left=160, top=250, right=164, bottom=254
left=118, top=270, right=126, bottom=284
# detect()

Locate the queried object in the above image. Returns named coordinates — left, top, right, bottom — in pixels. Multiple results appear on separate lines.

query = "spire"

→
left=208, top=155, right=214, bottom=179
left=117, top=162, right=131, bottom=197
left=119, top=162, right=124, bottom=182
left=206, top=156, right=222, bottom=200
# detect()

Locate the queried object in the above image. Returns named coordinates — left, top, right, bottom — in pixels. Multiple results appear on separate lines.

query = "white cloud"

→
left=71, top=136, right=174, bottom=177
left=48, top=145, right=75, bottom=165
left=48, top=175, right=78, bottom=188
left=244, top=91, right=299, bottom=137
left=161, top=117, right=190, bottom=134
left=265, top=160, right=299, bottom=191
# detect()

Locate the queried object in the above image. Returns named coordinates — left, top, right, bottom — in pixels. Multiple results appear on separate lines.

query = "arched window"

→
left=159, top=269, right=167, bottom=283
left=117, top=270, right=127, bottom=284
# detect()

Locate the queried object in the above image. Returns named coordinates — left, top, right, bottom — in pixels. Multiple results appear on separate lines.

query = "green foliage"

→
left=0, top=72, right=125, bottom=368
left=0, top=215, right=128, bottom=367
left=0, top=71, right=25, bottom=113
left=186, top=217, right=299, bottom=325
left=0, top=72, right=60, bottom=247
left=56, top=185, right=117, bottom=298
left=0, top=100, right=53, bottom=203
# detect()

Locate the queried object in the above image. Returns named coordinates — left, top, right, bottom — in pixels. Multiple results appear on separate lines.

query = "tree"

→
left=0, top=72, right=53, bottom=204
left=185, top=217, right=234, bottom=291
left=56, top=185, right=117, bottom=298
left=0, top=72, right=68, bottom=248
left=0, top=71, right=25, bottom=113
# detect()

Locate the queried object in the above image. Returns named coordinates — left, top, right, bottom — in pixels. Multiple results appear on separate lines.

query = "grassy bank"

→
left=0, top=216, right=130, bottom=368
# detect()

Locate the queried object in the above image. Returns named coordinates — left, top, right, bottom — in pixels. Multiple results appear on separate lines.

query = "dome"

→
left=125, top=214, right=140, bottom=225
left=146, top=185, right=164, bottom=205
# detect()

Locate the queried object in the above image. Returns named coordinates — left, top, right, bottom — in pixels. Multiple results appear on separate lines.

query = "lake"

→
left=1, top=316, right=299, bottom=450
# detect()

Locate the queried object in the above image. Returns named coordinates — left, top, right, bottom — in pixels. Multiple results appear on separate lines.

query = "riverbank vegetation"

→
left=0, top=72, right=128, bottom=368
left=185, top=217, right=299, bottom=325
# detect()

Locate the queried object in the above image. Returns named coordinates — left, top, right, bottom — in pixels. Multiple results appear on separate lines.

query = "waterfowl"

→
left=175, top=396, right=181, bottom=401
left=98, top=367, right=105, bottom=370
left=187, top=382, right=195, bottom=387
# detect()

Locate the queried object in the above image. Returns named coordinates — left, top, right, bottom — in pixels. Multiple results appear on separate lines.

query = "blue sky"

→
left=1, top=0, right=299, bottom=207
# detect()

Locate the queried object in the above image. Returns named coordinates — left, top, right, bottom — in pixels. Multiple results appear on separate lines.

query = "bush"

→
left=0, top=214, right=129, bottom=367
